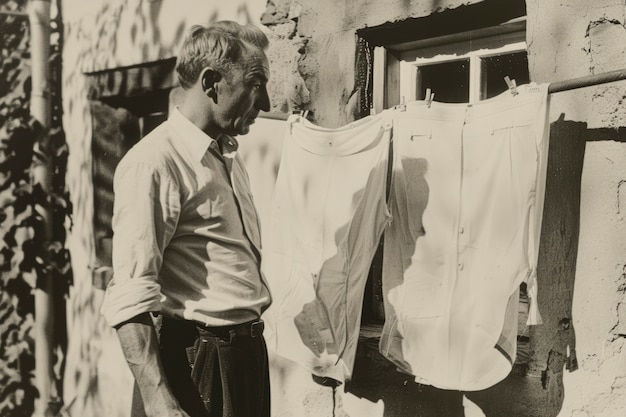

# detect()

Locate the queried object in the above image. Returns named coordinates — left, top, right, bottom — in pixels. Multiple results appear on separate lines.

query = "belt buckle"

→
left=250, top=320, right=264, bottom=338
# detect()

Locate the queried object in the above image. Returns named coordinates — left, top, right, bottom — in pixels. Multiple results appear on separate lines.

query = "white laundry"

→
left=237, top=117, right=286, bottom=247
left=262, top=113, right=392, bottom=381
left=380, top=84, right=549, bottom=391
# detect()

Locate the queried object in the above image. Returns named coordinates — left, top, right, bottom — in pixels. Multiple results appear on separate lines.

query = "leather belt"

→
left=196, top=319, right=264, bottom=339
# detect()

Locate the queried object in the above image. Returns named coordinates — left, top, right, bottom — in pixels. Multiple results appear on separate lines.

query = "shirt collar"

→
left=168, top=108, right=239, bottom=160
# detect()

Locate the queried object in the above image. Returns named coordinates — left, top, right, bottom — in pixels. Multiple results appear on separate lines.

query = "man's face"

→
left=214, top=46, right=271, bottom=136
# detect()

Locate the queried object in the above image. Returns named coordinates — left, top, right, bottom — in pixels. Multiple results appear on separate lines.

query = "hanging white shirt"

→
left=263, top=113, right=392, bottom=381
left=380, top=84, right=549, bottom=391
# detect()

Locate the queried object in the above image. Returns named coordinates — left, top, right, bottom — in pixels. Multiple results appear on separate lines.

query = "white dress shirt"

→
left=380, top=84, right=549, bottom=391
left=263, top=113, right=392, bottom=381
left=101, top=108, right=271, bottom=328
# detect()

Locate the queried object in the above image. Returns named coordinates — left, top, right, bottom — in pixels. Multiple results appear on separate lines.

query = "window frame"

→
left=400, top=32, right=527, bottom=104
left=372, top=18, right=527, bottom=112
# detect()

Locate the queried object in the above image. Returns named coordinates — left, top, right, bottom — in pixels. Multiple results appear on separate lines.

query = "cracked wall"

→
left=614, top=267, right=626, bottom=339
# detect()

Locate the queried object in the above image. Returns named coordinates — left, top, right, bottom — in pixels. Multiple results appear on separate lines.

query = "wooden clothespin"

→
left=426, top=88, right=435, bottom=108
left=303, top=110, right=310, bottom=119
left=504, top=76, right=519, bottom=96
left=397, top=96, right=406, bottom=112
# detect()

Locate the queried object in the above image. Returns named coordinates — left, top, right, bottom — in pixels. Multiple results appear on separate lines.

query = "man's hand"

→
left=116, top=313, right=191, bottom=417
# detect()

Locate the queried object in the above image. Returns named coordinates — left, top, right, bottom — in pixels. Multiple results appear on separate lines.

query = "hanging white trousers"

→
left=380, top=84, right=549, bottom=391
left=262, top=113, right=392, bottom=381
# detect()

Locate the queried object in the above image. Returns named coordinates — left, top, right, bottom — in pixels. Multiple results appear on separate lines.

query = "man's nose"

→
left=257, top=85, right=271, bottom=112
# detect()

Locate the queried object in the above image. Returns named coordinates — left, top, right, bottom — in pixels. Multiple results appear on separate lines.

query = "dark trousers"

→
left=131, top=317, right=270, bottom=417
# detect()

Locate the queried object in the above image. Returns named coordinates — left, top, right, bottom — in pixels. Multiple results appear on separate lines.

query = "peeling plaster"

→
left=571, top=409, right=592, bottom=417
left=261, top=0, right=300, bottom=26
left=613, top=300, right=626, bottom=337
left=613, top=265, right=626, bottom=337
left=584, top=17, right=626, bottom=73
left=585, top=17, right=625, bottom=35
left=618, top=180, right=626, bottom=216
left=611, top=374, right=626, bottom=394
left=262, top=0, right=312, bottom=114
left=619, top=264, right=626, bottom=292
left=582, top=353, right=600, bottom=373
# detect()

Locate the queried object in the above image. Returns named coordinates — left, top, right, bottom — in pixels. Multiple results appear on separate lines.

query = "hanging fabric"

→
left=380, top=83, right=550, bottom=391
left=262, top=112, right=393, bottom=381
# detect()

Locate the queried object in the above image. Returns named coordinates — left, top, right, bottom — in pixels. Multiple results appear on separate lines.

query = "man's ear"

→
left=201, top=68, right=221, bottom=101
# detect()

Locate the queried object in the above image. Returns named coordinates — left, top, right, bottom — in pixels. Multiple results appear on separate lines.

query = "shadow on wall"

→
left=88, top=0, right=257, bottom=69
left=342, top=115, right=589, bottom=417
left=528, top=114, right=587, bottom=417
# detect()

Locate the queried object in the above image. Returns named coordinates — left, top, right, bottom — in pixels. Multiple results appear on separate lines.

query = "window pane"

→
left=416, top=59, right=470, bottom=103
left=480, top=51, right=529, bottom=100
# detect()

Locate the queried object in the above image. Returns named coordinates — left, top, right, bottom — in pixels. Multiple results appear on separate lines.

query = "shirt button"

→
left=458, top=263, right=464, bottom=271
left=459, top=227, right=465, bottom=234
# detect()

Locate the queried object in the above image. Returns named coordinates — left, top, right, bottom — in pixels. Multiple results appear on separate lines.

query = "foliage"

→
left=1, top=0, right=72, bottom=415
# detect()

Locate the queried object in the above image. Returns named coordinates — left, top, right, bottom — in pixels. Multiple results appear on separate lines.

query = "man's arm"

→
left=115, top=312, right=190, bottom=417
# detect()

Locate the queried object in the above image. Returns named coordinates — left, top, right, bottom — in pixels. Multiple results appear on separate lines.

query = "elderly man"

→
left=101, top=21, right=272, bottom=417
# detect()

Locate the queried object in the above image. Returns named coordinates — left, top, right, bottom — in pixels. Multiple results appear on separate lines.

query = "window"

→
left=398, top=29, right=528, bottom=104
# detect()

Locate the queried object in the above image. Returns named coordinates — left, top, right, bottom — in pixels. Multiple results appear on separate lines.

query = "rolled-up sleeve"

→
left=101, top=159, right=181, bottom=327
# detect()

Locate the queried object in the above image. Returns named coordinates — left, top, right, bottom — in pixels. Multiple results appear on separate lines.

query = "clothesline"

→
left=259, top=68, right=626, bottom=121
left=548, top=68, right=626, bottom=93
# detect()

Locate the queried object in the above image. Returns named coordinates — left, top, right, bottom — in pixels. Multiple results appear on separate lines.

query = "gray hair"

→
left=175, top=21, right=269, bottom=90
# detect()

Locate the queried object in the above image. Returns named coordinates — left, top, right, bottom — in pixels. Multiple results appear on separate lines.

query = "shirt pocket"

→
left=490, top=118, right=534, bottom=138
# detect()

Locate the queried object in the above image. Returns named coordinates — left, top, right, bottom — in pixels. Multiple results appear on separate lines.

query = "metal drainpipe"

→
left=28, top=1, right=55, bottom=416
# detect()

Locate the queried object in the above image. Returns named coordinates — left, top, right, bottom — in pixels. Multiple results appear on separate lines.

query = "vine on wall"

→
left=0, top=0, right=72, bottom=415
